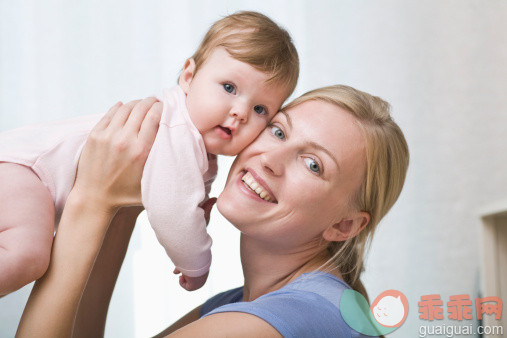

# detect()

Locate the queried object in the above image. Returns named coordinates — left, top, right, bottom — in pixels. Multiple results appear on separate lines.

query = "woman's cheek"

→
left=236, top=140, right=264, bottom=160
left=288, top=173, right=326, bottom=206
left=252, top=132, right=278, bottom=153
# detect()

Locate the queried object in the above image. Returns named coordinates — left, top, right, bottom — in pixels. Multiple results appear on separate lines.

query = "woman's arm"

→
left=72, top=206, right=142, bottom=338
left=16, top=98, right=162, bottom=338
left=73, top=199, right=216, bottom=337
left=17, top=192, right=117, bottom=337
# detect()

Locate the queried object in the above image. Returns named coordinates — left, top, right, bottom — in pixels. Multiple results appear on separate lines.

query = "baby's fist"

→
left=173, top=269, right=209, bottom=291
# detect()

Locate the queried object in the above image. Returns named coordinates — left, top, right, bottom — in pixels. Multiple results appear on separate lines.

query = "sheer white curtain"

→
left=2, top=1, right=507, bottom=337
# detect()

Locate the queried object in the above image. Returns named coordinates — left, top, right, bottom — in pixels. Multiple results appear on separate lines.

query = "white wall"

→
left=1, top=1, right=506, bottom=337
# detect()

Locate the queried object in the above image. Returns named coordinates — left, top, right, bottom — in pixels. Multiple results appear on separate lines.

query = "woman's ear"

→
left=323, top=211, right=370, bottom=242
left=179, top=58, right=196, bottom=94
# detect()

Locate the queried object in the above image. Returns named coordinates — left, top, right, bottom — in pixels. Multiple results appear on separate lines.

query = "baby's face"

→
left=180, top=47, right=288, bottom=156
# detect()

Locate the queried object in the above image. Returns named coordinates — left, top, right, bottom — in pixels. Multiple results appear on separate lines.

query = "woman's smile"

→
left=240, top=169, right=277, bottom=203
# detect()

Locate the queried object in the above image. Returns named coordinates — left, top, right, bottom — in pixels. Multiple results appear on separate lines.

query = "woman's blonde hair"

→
left=283, top=85, right=409, bottom=302
left=189, top=11, right=299, bottom=96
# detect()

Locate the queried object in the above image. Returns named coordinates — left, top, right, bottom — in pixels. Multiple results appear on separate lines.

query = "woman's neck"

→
left=239, top=235, right=337, bottom=301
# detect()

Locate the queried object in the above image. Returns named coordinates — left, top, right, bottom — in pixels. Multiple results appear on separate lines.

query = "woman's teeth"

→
left=241, top=172, right=273, bottom=202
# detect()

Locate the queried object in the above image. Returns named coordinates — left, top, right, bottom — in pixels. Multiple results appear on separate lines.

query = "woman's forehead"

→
left=280, top=100, right=360, bottom=140
left=280, top=100, right=366, bottom=173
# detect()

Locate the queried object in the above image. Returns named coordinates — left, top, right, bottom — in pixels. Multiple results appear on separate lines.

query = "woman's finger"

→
left=108, top=99, right=141, bottom=130
left=138, top=101, right=162, bottom=147
left=92, top=101, right=123, bottom=132
left=124, top=97, right=159, bottom=134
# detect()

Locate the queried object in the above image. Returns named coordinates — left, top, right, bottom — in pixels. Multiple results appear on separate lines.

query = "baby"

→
left=0, top=11, right=299, bottom=294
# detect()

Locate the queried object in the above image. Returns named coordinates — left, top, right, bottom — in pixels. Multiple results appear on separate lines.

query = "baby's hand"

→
left=173, top=268, right=209, bottom=291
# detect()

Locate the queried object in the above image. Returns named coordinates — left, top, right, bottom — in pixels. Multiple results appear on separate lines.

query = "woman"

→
left=17, top=85, right=409, bottom=337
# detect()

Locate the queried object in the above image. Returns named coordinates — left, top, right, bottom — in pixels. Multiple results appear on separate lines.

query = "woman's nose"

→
left=260, top=148, right=285, bottom=177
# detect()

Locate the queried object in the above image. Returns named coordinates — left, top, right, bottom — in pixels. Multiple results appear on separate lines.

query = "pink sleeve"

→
left=141, top=122, right=212, bottom=277
left=200, top=154, right=217, bottom=208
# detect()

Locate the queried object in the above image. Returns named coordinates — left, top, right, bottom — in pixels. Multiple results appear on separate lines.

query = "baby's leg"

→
left=0, top=163, right=54, bottom=295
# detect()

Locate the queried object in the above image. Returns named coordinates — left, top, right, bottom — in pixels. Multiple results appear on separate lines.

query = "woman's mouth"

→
left=241, top=171, right=276, bottom=203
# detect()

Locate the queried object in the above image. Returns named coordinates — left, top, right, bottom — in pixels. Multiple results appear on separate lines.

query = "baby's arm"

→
left=142, top=122, right=212, bottom=290
left=172, top=196, right=216, bottom=290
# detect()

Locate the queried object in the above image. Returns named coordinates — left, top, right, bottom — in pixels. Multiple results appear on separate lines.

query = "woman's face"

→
left=217, top=100, right=367, bottom=250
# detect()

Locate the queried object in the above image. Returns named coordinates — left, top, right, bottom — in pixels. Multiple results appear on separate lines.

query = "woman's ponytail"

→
left=326, top=235, right=369, bottom=302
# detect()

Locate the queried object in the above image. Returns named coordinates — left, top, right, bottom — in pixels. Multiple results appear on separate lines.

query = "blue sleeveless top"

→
left=200, top=272, right=374, bottom=338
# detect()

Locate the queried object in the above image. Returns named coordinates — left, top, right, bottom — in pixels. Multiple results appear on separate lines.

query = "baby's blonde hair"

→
left=189, top=11, right=299, bottom=96
left=284, top=85, right=409, bottom=304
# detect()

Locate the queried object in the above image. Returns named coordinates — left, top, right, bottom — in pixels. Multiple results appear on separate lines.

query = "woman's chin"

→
left=216, top=194, right=226, bottom=214
left=217, top=192, right=249, bottom=227
left=216, top=193, right=234, bottom=219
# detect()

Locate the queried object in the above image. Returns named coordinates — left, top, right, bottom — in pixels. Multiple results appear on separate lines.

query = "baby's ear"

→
left=323, top=211, right=370, bottom=242
left=179, top=58, right=196, bottom=94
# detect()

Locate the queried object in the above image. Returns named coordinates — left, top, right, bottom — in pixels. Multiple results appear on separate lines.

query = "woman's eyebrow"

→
left=279, top=110, right=293, bottom=129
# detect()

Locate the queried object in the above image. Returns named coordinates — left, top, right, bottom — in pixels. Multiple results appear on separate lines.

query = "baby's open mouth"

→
left=219, top=126, right=232, bottom=135
left=241, top=171, right=276, bottom=203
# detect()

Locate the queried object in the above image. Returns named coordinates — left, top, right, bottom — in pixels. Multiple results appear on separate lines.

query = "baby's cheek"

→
left=223, top=136, right=254, bottom=156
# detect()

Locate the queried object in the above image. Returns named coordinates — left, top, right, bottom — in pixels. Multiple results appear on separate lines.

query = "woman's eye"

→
left=223, top=83, right=236, bottom=94
left=254, top=105, right=267, bottom=115
left=304, top=157, right=321, bottom=174
left=269, top=125, right=285, bottom=140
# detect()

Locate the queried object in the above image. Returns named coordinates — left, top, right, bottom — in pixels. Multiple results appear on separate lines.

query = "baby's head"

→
left=179, top=11, right=299, bottom=155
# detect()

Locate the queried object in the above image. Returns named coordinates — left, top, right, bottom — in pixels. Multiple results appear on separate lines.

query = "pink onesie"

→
left=0, top=86, right=217, bottom=277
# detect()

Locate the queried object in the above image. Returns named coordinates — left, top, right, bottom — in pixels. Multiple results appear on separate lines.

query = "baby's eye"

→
left=254, top=105, right=267, bottom=115
left=223, top=83, right=236, bottom=94
left=269, top=125, right=285, bottom=140
left=304, top=157, right=321, bottom=174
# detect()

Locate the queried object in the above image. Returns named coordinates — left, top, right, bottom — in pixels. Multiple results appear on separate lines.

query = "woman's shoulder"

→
left=201, top=272, right=349, bottom=316
left=201, top=272, right=367, bottom=338
left=200, top=286, right=244, bottom=316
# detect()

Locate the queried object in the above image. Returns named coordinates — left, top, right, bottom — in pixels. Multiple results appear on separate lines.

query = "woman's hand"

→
left=17, top=98, right=162, bottom=338
left=72, top=97, right=162, bottom=213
